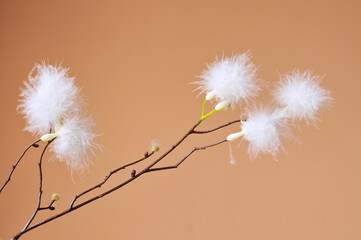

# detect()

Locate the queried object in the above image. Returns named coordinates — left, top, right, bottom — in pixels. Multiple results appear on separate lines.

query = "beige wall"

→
left=0, top=0, right=360, bottom=239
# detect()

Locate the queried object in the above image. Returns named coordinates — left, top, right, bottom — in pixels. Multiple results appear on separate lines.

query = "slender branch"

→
left=39, top=200, right=55, bottom=211
left=69, top=151, right=155, bottom=208
left=192, top=119, right=242, bottom=134
left=0, top=139, right=41, bottom=195
left=21, top=140, right=52, bottom=232
left=12, top=119, right=238, bottom=239
left=147, top=139, right=227, bottom=172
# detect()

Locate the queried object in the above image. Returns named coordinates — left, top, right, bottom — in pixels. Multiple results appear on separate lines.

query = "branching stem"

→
left=0, top=139, right=41, bottom=195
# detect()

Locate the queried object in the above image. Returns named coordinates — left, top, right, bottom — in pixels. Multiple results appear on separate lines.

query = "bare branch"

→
left=192, top=119, right=242, bottom=134
left=21, top=140, right=53, bottom=232
left=0, top=139, right=41, bottom=194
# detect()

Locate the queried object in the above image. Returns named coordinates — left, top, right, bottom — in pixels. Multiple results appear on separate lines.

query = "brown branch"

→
left=21, top=140, right=53, bottom=233
left=192, top=119, right=242, bottom=134
left=147, top=139, right=227, bottom=172
left=12, top=119, right=239, bottom=239
left=69, top=150, right=155, bottom=208
left=0, top=139, right=41, bottom=195
left=39, top=200, right=55, bottom=211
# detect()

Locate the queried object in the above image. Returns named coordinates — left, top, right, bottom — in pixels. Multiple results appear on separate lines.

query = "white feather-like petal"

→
left=195, top=51, right=260, bottom=105
left=18, top=63, right=81, bottom=135
left=273, top=70, right=332, bottom=123
left=241, top=108, right=286, bottom=159
left=51, top=115, right=97, bottom=173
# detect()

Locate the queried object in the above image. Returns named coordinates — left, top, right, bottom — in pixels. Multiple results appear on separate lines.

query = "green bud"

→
left=51, top=193, right=60, bottom=201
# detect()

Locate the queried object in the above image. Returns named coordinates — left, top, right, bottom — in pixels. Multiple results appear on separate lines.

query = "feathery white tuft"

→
left=241, top=108, right=285, bottom=159
left=50, top=115, right=97, bottom=173
left=18, top=63, right=81, bottom=135
left=195, top=51, right=260, bottom=105
left=273, top=70, right=332, bottom=123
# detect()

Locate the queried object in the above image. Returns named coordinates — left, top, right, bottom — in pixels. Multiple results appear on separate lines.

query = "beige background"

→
left=0, top=0, right=360, bottom=239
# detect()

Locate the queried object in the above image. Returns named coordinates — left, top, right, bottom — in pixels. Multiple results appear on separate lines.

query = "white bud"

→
left=40, top=133, right=59, bottom=142
left=227, top=131, right=245, bottom=142
left=205, top=91, right=215, bottom=101
left=215, top=100, right=231, bottom=111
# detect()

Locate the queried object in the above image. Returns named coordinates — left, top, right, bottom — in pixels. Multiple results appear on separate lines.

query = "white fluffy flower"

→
left=18, top=63, right=81, bottom=135
left=273, top=70, right=332, bottom=123
left=241, top=108, right=285, bottom=159
left=195, top=51, right=260, bottom=105
left=51, top=115, right=97, bottom=173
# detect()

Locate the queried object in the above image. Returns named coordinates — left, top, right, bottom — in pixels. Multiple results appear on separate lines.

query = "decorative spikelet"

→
left=195, top=51, right=260, bottom=106
left=18, top=63, right=81, bottom=135
left=273, top=70, right=332, bottom=124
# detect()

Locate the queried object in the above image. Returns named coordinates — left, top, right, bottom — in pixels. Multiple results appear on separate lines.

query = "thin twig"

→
left=21, top=140, right=53, bottom=232
left=192, top=119, right=242, bottom=134
left=39, top=200, right=55, bottom=211
left=69, top=151, right=155, bottom=208
left=0, top=139, right=41, bottom=195
left=147, top=139, right=227, bottom=172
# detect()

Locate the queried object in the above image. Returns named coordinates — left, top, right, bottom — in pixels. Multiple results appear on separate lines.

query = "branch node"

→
left=131, top=170, right=136, bottom=178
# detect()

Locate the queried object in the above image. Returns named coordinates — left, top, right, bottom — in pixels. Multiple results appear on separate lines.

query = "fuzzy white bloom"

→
left=241, top=108, right=286, bottom=159
left=195, top=51, right=260, bottom=105
left=273, top=70, right=332, bottom=123
left=50, top=115, right=97, bottom=173
left=18, top=63, right=81, bottom=135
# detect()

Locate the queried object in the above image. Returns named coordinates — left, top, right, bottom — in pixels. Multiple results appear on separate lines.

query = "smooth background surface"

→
left=0, top=0, right=360, bottom=239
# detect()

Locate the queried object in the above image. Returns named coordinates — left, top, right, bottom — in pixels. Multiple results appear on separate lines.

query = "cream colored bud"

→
left=227, top=131, right=245, bottom=142
left=51, top=193, right=60, bottom=201
left=205, top=91, right=215, bottom=101
left=54, top=119, right=62, bottom=133
left=40, top=133, right=59, bottom=142
left=215, top=100, right=231, bottom=111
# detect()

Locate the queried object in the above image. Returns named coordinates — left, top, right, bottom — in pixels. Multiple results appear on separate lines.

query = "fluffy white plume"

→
left=241, top=108, right=286, bottom=159
left=18, top=63, right=81, bottom=135
left=195, top=51, right=260, bottom=105
left=51, top=115, right=97, bottom=173
left=273, top=70, right=332, bottom=123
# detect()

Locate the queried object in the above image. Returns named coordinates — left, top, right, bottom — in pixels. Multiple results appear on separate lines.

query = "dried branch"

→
left=12, top=119, right=240, bottom=239
left=0, top=139, right=41, bottom=195
left=21, top=140, right=53, bottom=232
left=192, top=119, right=243, bottom=134
left=69, top=150, right=155, bottom=208
left=147, top=139, right=227, bottom=172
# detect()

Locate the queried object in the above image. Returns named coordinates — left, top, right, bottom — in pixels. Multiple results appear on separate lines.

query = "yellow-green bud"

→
left=51, top=193, right=60, bottom=201
left=152, top=145, right=160, bottom=152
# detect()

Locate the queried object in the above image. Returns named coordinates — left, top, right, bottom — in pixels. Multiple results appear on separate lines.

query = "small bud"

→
left=144, top=151, right=149, bottom=157
left=51, top=193, right=60, bottom=201
left=49, top=206, right=55, bottom=211
left=215, top=100, right=231, bottom=111
left=151, top=139, right=160, bottom=152
left=227, top=131, right=245, bottom=142
left=205, top=91, right=215, bottom=101
left=54, top=119, right=62, bottom=133
left=32, top=143, right=39, bottom=148
left=40, top=133, right=59, bottom=142
left=131, top=169, right=136, bottom=177
left=152, top=145, right=159, bottom=152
